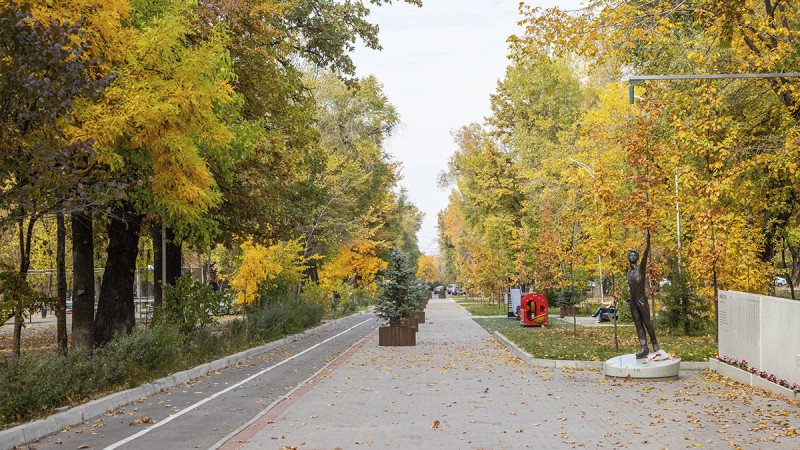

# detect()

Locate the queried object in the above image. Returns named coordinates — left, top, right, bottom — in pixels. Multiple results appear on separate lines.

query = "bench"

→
left=600, top=311, right=619, bottom=322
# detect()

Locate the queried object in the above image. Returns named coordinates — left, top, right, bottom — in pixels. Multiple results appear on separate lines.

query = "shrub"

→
left=332, top=282, right=358, bottom=315
left=156, top=275, right=229, bottom=335
left=231, top=239, right=308, bottom=309
left=249, top=282, right=324, bottom=341
left=300, top=281, right=328, bottom=306
left=616, top=300, right=633, bottom=323
left=611, top=273, right=633, bottom=323
left=97, top=324, right=183, bottom=385
left=0, top=349, right=94, bottom=425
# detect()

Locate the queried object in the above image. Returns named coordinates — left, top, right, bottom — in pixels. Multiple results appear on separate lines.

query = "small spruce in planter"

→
left=376, top=250, right=423, bottom=346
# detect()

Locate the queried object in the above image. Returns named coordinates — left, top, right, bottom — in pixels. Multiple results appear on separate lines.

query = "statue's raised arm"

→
left=641, top=230, right=650, bottom=273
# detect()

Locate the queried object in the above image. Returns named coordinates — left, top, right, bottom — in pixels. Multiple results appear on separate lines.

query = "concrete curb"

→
left=0, top=312, right=370, bottom=450
left=492, top=331, right=709, bottom=371
left=452, top=301, right=471, bottom=315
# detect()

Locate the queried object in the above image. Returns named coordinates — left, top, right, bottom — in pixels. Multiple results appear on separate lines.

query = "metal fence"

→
left=26, top=266, right=207, bottom=314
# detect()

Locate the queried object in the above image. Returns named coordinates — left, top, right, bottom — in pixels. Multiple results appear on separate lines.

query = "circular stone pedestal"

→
left=604, top=353, right=681, bottom=380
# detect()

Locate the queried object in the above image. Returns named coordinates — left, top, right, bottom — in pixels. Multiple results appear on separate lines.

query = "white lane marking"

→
left=104, top=318, right=374, bottom=450
left=208, top=327, right=376, bottom=450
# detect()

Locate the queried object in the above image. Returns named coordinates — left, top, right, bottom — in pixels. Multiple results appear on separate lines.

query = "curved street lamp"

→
left=568, top=157, right=619, bottom=350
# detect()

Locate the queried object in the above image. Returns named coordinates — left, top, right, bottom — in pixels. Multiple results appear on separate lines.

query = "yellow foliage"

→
left=69, top=2, right=234, bottom=221
left=318, top=240, right=387, bottom=295
left=231, top=239, right=307, bottom=306
left=416, top=254, right=438, bottom=283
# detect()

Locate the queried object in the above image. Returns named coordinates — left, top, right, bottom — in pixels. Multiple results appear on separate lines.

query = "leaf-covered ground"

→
left=0, top=324, right=65, bottom=357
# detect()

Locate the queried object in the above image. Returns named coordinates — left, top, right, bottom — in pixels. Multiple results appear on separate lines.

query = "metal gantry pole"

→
left=627, top=72, right=800, bottom=104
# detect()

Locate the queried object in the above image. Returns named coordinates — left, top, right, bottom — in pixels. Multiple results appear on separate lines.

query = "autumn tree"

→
left=416, top=254, right=438, bottom=284
left=515, top=0, right=800, bottom=294
left=191, top=1, right=424, bottom=298
left=72, top=0, right=236, bottom=345
left=318, top=240, right=388, bottom=297
left=231, top=239, right=308, bottom=309
left=300, top=73, right=401, bottom=270
left=195, top=0, right=423, bottom=251
left=0, top=0, right=119, bottom=352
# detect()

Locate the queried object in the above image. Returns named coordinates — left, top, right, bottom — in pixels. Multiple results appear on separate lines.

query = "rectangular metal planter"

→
left=402, top=316, right=418, bottom=331
left=389, top=317, right=418, bottom=331
left=378, top=326, right=416, bottom=346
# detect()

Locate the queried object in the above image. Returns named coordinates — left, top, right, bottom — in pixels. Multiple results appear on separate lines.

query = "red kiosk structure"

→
left=519, top=293, right=548, bottom=327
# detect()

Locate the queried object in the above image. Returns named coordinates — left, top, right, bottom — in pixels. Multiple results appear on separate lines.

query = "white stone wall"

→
left=719, top=290, right=800, bottom=384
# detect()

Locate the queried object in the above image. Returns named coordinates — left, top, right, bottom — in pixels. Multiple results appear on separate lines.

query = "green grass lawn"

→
left=473, top=316, right=716, bottom=362
left=452, top=295, right=487, bottom=304
left=460, top=301, right=507, bottom=316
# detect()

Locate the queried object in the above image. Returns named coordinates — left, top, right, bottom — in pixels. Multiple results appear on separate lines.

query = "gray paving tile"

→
left=230, top=298, right=800, bottom=449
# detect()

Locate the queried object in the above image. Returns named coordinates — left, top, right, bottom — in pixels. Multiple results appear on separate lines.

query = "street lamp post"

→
left=569, top=157, right=618, bottom=350
left=568, top=158, right=604, bottom=306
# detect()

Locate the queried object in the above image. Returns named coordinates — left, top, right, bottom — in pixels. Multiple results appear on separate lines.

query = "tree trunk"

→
left=303, top=265, right=319, bottom=284
left=152, top=222, right=182, bottom=308
left=760, top=206, right=794, bottom=264
left=94, top=205, right=143, bottom=346
left=71, top=211, right=95, bottom=350
left=12, top=214, right=37, bottom=356
left=12, top=310, right=22, bottom=357
left=57, top=210, right=68, bottom=353
left=788, top=244, right=799, bottom=300
left=18, top=216, right=33, bottom=275
left=152, top=222, right=162, bottom=308
left=166, top=226, right=182, bottom=284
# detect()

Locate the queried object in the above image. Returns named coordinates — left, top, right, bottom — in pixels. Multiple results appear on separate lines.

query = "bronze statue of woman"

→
left=627, top=231, right=660, bottom=359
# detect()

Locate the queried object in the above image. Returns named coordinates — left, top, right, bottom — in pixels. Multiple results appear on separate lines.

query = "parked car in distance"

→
left=659, top=278, right=671, bottom=287
left=446, top=284, right=459, bottom=295
left=776, top=276, right=788, bottom=287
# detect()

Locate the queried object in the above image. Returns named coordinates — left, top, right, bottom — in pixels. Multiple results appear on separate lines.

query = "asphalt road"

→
left=24, top=313, right=378, bottom=450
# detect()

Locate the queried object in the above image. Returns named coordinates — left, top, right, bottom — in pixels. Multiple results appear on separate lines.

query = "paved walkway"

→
left=223, top=297, right=800, bottom=449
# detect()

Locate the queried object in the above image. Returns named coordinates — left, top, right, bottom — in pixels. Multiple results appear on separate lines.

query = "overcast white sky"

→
left=352, top=0, right=582, bottom=255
